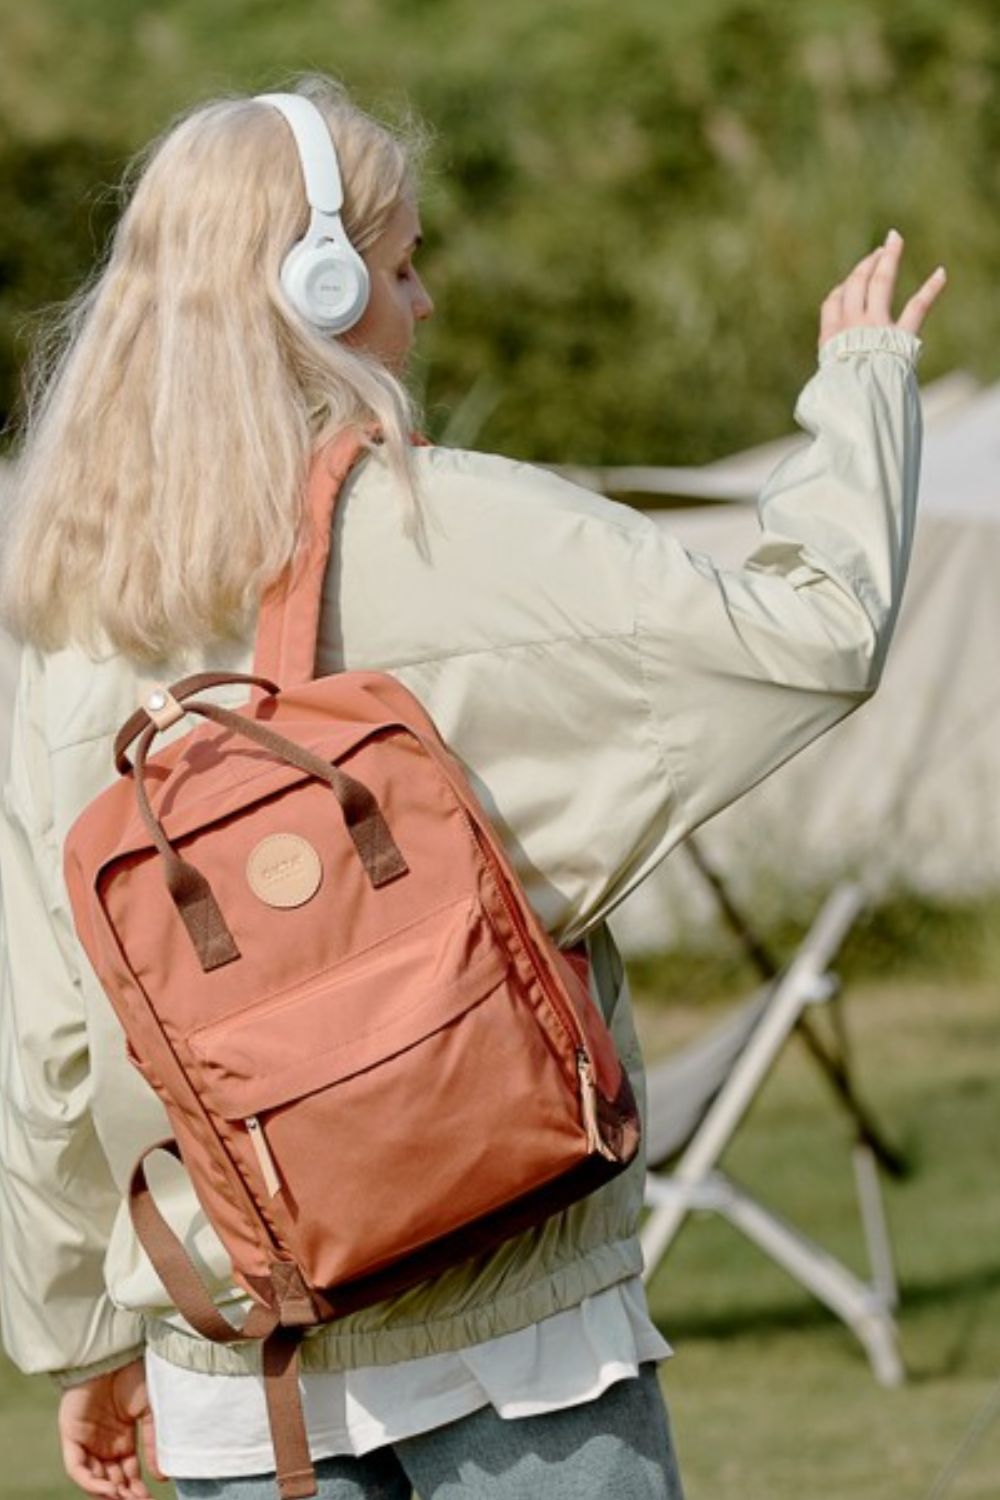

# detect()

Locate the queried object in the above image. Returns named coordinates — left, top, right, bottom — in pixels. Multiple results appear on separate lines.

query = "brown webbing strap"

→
left=130, top=1141, right=279, bottom=1344
left=129, top=1141, right=318, bottom=1498
left=263, top=1327, right=316, bottom=1500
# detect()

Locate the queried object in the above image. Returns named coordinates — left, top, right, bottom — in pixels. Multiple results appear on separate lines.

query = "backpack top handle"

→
left=120, top=694, right=409, bottom=973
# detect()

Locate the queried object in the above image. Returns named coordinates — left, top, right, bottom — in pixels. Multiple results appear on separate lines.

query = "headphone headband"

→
left=254, top=91, right=370, bottom=334
left=255, top=92, right=346, bottom=218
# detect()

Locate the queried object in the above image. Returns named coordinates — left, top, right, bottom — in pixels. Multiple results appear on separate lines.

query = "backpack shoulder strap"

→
left=253, top=429, right=431, bottom=689
left=130, top=1140, right=319, bottom=1499
left=252, top=428, right=371, bottom=689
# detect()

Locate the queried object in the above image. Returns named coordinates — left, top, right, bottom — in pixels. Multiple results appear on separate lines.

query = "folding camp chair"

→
left=641, top=879, right=905, bottom=1386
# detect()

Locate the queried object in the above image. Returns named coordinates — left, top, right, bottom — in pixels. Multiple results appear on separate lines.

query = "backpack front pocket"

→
left=187, top=895, right=590, bottom=1286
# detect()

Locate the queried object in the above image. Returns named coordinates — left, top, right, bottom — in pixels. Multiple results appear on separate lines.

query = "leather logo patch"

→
left=247, top=834, right=322, bottom=909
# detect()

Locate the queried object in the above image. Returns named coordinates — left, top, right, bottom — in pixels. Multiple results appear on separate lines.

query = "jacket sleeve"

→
left=0, top=656, right=145, bottom=1381
left=635, top=324, right=922, bottom=834
left=323, top=323, right=923, bottom=947
left=483, top=322, right=922, bottom=944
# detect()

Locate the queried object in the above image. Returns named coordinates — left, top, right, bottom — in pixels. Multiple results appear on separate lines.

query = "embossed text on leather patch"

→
left=247, top=834, right=323, bottom=909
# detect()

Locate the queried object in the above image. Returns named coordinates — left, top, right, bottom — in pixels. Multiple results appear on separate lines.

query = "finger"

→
left=843, top=248, right=883, bottom=322
left=86, top=1459, right=119, bottom=1499
left=139, top=1407, right=167, bottom=1482
left=819, top=282, right=845, bottom=347
left=107, top=1463, right=143, bottom=1500
left=61, top=1441, right=119, bottom=1499
left=897, top=266, right=948, bottom=334
left=104, top=1459, right=127, bottom=1491
left=843, top=242, right=885, bottom=279
left=121, top=1452, right=154, bottom=1499
left=866, top=229, right=904, bottom=321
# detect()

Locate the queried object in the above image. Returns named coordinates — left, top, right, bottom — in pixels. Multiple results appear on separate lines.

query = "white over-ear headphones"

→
left=255, top=92, right=371, bottom=335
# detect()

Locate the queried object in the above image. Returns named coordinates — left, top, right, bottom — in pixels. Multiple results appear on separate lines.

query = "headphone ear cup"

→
left=281, top=239, right=370, bottom=334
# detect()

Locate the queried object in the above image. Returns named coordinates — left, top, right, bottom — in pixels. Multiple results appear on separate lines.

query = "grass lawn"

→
left=2, top=974, right=998, bottom=1499
left=639, top=975, right=1000, bottom=1500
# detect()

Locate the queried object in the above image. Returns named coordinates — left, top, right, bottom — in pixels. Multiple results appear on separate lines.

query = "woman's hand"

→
left=58, top=1356, right=166, bottom=1500
left=819, top=229, right=947, bottom=349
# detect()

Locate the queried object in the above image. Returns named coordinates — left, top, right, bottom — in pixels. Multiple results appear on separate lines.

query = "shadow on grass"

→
left=901, top=1263, right=1000, bottom=1382
left=652, top=1258, right=1000, bottom=1355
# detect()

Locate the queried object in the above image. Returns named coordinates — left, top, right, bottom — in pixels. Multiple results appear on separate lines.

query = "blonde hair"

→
left=1, top=76, right=429, bottom=662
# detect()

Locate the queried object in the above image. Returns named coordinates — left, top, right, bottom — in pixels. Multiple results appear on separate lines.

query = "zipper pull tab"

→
left=245, top=1116, right=282, bottom=1198
left=577, top=1050, right=618, bottom=1162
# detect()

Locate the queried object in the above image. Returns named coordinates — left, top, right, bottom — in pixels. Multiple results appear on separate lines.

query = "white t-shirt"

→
left=147, top=1276, right=671, bottom=1478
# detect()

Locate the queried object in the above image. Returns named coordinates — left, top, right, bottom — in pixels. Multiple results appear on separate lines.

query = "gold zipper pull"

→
left=577, top=1050, right=618, bottom=1162
left=245, top=1116, right=282, bottom=1198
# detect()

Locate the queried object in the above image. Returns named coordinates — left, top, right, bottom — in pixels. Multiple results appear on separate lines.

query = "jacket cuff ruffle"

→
left=819, top=324, right=923, bottom=368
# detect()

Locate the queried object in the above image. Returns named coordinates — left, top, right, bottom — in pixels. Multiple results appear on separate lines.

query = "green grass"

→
left=2, top=970, right=999, bottom=1499
left=639, top=975, right=1000, bottom=1500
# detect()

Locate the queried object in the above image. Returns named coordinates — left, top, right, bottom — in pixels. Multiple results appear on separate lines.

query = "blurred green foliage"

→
left=1, top=0, right=998, bottom=460
left=626, top=887, right=1000, bottom=1009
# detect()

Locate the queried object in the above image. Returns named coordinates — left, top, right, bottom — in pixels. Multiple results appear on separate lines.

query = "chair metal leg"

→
left=640, top=1179, right=692, bottom=1274
left=639, top=882, right=905, bottom=1387
left=713, top=1172, right=905, bottom=1387
left=853, top=1141, right=900, bottom=1311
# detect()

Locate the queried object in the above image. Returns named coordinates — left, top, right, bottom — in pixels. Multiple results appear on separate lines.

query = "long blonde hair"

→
left=1, top=76, right=429, bottom=662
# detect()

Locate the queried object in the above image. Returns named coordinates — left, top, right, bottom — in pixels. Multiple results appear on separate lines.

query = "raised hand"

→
left=819, top=229, right=947, bottom=349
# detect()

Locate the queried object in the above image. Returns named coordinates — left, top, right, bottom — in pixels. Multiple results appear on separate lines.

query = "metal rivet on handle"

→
left=142, top=685, right=185, bottom=732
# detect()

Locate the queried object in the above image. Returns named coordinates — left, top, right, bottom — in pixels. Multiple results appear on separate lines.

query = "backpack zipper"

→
left=245, top=1115, right=282, bottom=1197
left=577, top=1050, right=619, bottom=1161
left=456, top=801, right=616, bottom=1160
left=458, top=814, right=584, bottom=1052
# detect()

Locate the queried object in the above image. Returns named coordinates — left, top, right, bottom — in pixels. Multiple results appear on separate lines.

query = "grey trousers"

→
left=173, top=1363, right=685, bottom=1500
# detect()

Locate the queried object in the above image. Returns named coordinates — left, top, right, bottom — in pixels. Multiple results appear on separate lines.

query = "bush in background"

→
left=1, top=0, right=998, bottom=462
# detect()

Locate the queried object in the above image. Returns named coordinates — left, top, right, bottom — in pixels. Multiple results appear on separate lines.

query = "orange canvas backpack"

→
left=63, top=431, right=640, bottom=1499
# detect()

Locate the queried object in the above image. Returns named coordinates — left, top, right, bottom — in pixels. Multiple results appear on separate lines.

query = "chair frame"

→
left=640, top=879, right=905, bottom=1386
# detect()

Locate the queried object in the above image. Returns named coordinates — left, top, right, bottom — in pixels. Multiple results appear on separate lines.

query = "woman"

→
left=0, top=74, right=944, bottom=1500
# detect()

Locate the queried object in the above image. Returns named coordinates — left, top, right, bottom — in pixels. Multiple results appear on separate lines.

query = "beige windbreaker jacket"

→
left=0, top=324, right=922, bottom=1384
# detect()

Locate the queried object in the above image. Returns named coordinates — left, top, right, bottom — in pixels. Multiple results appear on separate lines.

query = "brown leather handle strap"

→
left=115, top=671, right=280, bottom=774
left=129, top=699, right=408, bottom=973
left=193, top=702, right=408, bottom=887
left=129, top=1140, right=279, bottom=1344
left=130, top=723, right=242, bottom=973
